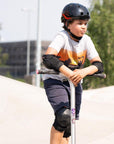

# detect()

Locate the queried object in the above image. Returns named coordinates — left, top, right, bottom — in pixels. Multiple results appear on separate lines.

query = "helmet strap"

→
left=68, top=30, right=82, bottom=41
left=64, top=25, right=82, bottom=41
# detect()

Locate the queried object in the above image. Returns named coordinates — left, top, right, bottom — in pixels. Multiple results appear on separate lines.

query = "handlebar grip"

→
left=89, top=73, right=106, bottom=79
left=36, top=69, right=59, bottom=74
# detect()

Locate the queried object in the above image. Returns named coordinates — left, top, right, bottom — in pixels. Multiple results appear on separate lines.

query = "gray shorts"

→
left=44, top=78, right=82, bottom=118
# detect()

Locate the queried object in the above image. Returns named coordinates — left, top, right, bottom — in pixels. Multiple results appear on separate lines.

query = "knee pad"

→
left=63, top=124, right=71, bottom=138
left=53, top=107, right=71, bottom=132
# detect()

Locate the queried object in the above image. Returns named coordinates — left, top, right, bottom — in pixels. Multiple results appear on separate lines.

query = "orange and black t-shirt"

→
left=43, top=30, right=99, bottom=81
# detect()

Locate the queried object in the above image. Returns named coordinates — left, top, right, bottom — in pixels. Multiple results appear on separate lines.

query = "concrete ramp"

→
left=0, top=75, right=114, bottom=144
left=77, top=86, right=114, bottom=144
left=0, top=76, right=54, bottom=144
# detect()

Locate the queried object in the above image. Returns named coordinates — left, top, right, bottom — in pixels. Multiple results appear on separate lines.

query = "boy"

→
left=42, top=3, right=103, bottom=144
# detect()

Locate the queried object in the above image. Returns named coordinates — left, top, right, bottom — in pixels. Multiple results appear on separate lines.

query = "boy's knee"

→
left=53, top=107, right=71, bottom=134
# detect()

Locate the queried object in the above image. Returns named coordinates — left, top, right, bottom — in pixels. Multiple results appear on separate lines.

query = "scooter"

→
left=37, top=68, right=106, bottom=144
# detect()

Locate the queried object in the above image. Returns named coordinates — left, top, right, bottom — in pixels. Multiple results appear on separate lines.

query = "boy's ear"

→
left=67, top=24, right=70, bottom=29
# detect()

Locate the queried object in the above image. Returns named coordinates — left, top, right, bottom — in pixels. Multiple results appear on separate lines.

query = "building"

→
left=0, top=40, right=50, bottom=78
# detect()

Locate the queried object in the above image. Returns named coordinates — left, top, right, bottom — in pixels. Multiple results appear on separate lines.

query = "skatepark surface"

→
left=0, top=75, right=114, bottom=144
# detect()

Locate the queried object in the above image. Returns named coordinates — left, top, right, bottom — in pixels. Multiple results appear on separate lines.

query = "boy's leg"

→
left=75, top=83, right=83, bottom=119
left=60, top=137, right=70, bottom=144
left=44, top=79, right=71, bottom=144
left=50, top=126, right=64, bottom=144
left=50, top=126, right=70, bottom=144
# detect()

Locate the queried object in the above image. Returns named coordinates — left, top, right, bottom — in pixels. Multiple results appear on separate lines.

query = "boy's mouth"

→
left=80, top=31, right=86, bottom=35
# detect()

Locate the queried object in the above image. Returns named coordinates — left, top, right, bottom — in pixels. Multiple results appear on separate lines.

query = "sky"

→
left=0, top=0, right=91, bottom=42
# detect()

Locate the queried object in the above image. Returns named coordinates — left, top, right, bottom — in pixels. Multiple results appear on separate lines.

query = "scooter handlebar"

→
left=88, top=73, right=106, bottom=79
left=37, top=68, right=106, bottom=79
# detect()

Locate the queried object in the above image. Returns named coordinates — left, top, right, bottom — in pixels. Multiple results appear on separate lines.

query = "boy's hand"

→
left=59, top=65, right=98, bottom=86
left=69, top=69, right=87, bottom=86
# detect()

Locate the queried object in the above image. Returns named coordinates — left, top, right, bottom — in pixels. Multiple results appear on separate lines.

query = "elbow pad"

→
left=92, top=61, right=104, bottom=73
left=42, top=54, right=64, bottom=71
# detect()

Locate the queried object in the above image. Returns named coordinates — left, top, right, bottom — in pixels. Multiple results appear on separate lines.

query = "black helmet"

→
left=61, top=3, right=90, bottom=23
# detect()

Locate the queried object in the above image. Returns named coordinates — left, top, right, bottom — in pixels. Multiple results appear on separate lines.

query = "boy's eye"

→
left=78, top=22, right=82, bottom=25
left=78, top=22, right=88, bottom=25
left=76, top=20, right=88, bottom=25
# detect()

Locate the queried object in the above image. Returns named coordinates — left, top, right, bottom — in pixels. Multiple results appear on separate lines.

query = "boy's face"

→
left=68, top=19, right=88, bottom=37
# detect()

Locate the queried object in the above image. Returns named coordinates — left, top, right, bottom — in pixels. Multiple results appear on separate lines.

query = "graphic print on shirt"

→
left=57, top=48, right=87, bottom=68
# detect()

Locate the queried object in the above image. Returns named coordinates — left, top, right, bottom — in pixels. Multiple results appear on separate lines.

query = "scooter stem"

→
left=69, top=81, right=76, bottom=144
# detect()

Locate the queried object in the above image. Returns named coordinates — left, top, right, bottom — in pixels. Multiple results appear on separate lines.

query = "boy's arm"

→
left=43, top=47, right=74, bottom=77
left=81, top=56, right=102, bottom=75
left=70, top=56, right=103, bottom=85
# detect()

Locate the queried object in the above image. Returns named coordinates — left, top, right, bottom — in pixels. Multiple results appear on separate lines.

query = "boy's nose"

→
left=81, top=24, right=86, bottom=29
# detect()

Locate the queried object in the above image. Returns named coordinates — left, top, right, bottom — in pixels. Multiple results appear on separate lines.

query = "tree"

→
left=83, top=0, right=114, bottom=89
left=0, top=47, right=9, bottom=66
left=0, top=23, right=2, bottom=41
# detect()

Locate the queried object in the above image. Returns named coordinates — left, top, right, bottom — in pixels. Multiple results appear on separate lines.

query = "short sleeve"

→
left=86, top=37, right=99, bottom=60
left=49, top=34, right=65, bottom=53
